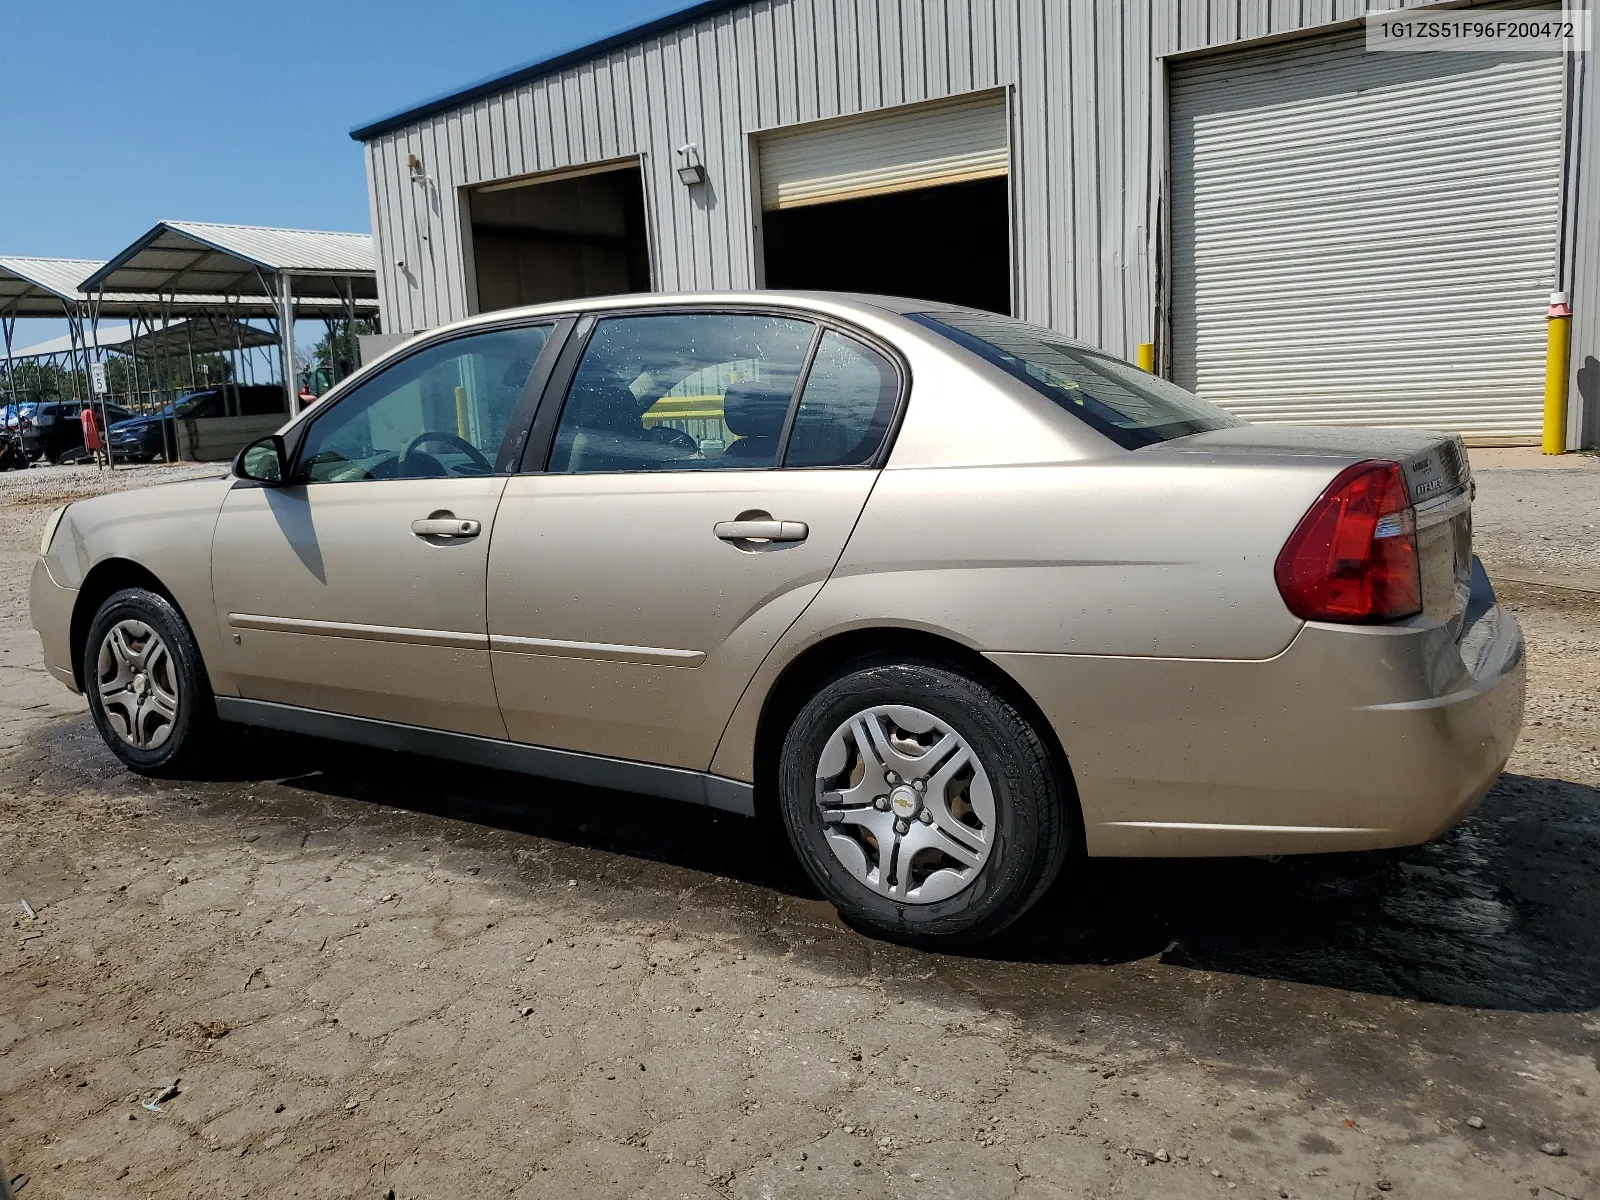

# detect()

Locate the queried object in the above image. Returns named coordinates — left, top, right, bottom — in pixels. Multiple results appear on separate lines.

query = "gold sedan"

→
left=29, top=293, right=1524, bottom=941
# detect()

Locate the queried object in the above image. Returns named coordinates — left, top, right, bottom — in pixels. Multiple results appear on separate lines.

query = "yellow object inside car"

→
left=640, top=394, right=725, bottom=426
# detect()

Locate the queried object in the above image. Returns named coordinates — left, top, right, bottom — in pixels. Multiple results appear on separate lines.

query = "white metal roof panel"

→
left=0, top=255, right=373, bottom=319
left=7, top=326, right=131, bottom=358
left=0, top=257, right=107, bottom=316
left=81, top=222, right=378, bottom=299
left=9, top=318, right=278, bottom=361
left=163, top=222, right=375, bottom=274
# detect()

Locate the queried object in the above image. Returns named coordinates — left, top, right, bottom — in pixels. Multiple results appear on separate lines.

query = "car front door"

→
left=212, top=321, right=557, bottom=737
left=487, top=310, right=903, bottom=769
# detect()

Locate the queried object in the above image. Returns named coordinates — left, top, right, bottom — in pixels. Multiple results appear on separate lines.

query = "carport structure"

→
left=0, top=257, right=122, bottom=406
left=0, top=256, right=243, bottom=422
left=7, top=317, right=279, bottom=408
left=80, top=222, right=380, bottom=414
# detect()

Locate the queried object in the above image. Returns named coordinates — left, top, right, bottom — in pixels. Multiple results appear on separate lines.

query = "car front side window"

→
left=296, top=323, right=552, bottom=483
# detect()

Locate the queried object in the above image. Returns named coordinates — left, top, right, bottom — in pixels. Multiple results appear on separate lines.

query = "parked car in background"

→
left=2, top=401, right=38, bottom=431
left=21, top=400, right=134, bottom=463
left=107, top=385, right=287, bottom=462
left=28, top=292, right=1524, bottom=943
left=0, top=426, right=30, bottom=470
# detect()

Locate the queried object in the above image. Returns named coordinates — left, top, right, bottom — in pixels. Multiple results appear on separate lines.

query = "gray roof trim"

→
left=349, top=0, right=745, bottom=142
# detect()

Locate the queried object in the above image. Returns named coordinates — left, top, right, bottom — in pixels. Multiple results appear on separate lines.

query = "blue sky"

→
left=0, top=0, right=685, bottom=314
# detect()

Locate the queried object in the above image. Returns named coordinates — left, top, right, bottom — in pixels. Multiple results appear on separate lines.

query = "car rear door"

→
left=211, top=320, right=560, bottom=737
left=487, top=309, right=903, bottom=770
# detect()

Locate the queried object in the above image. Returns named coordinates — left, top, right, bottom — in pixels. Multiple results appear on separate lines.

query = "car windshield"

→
left=908, top=310, right=1243, bottom=449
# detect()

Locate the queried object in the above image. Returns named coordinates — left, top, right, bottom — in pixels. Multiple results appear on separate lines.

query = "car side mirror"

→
left=234, top=434, right=288, bottom=485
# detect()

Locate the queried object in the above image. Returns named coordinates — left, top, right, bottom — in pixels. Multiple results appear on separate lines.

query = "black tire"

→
left=777, top=657, right=1072, bottom=943
left=83, top=587, right=218, bottom=776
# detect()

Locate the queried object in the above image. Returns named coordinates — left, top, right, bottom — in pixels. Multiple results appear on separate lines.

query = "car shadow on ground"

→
left=105, top=725, right=1600, bottom=1015
left=1004, top=772, right=1600, bottom=1014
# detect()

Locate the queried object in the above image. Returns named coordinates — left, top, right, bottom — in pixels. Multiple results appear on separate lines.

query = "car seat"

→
left=720, top=384, right=790, bottom=466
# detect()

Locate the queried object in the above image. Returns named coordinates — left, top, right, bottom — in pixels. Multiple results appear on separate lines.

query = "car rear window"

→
left=908, top=310, right=1243, bottom=449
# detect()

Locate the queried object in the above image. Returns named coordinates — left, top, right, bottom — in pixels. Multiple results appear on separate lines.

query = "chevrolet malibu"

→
left=29, top=293, right=1525, bottom=941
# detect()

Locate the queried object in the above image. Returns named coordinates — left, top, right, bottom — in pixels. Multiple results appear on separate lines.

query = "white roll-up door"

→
left=1170, top=32, right=1564, bottom=436
left=757, top=90, right=1007, bottom=212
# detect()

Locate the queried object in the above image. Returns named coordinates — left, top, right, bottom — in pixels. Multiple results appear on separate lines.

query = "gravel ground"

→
left=0, top=461, right=1597, bottom=1200
left=1472, top=455, right=1600, bottom=590
left=0, top=460, right=225, bottom=508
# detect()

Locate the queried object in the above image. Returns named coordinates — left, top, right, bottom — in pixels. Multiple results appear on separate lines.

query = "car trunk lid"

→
left=1149, top=426, right=1474, bottom=635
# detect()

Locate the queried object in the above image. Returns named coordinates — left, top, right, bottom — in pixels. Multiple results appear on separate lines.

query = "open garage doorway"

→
left=762, top=176, right=1010, bottom=314
left=467, top=162, right=651, bottom=313
left=756, top=90, right=1011, bottom=315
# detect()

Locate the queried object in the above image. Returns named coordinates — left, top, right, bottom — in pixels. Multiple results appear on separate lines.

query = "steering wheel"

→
left=399, top=431, right=492, bottom=477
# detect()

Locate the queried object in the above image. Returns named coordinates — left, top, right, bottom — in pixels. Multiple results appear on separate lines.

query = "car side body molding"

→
left=228, top=612, right=487, bottom=650
left=214, top=697, right=756, bottom=816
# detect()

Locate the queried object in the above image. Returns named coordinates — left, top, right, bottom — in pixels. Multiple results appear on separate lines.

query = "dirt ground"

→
left=1, top=458, right=1597, bottom=1200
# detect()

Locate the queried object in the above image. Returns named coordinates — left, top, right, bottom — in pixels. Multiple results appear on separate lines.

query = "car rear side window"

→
left=548, top=313, right=815, bottom=473
left=908, top=310, right=1242, bottom=448
left=783, top=331, right=898, bottom=468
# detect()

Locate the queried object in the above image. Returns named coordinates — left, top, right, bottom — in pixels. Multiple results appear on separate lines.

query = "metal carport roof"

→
left=80, top=221, right=379, bottom=300
left=0, top=255, right=374, bottom=319
left=9, top=317, right=277, bottom=361
left=0, top=258, right=110, bottom=317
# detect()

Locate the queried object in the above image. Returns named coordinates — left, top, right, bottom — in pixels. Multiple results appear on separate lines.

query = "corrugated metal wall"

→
left=1170, top=33, right=1565, bottom=435
left=1567, top=36, right=1600, bottom=448
left=362, top=0, right=1593, bottom=444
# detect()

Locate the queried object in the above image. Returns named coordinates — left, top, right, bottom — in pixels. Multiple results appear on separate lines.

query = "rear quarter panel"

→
left=819, top=457, right=1334, bottom=657
left=43, top=476, right=235, bottom=694
left=710, top=454, right=1344, bottom=780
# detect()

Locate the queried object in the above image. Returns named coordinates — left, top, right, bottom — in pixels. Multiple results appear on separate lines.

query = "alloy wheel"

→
left=96, top=619, right=179, bottom=750
left=814, top=704, right=995, bottom=904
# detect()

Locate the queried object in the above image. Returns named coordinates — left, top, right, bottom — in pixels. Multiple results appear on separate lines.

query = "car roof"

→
left=422, top=290, right=1106, bottom=361
left=433, top=290, right=961, bottom=335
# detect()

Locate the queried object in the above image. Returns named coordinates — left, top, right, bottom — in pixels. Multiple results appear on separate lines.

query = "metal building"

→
left=353, top=0, right=1598, bottom=446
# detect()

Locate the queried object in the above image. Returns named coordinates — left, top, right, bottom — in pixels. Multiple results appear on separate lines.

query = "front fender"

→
left=44, top=475, right=237, bottom=698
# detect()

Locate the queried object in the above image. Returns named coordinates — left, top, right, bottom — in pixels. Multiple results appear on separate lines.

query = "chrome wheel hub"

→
left=96, top=619, right=179, bottom=750
left=814, top=704, right=995, bottom=905
left=888, top=784, right=920, bottom=818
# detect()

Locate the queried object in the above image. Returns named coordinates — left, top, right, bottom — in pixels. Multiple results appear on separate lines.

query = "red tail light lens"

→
left=1275, top=460, right=1421, bottom=622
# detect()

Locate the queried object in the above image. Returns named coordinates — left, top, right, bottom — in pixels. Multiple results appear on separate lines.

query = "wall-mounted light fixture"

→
left=675, top=143, right=706, bottom=187
left=407, top=153, right=428, bottom=184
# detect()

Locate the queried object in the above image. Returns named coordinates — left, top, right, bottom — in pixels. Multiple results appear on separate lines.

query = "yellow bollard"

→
left=1543, top=291, right=1571, bottom=455
left=1136, top=343, right=1156, bottom=373
left=455, top=386, right=470, bottom=441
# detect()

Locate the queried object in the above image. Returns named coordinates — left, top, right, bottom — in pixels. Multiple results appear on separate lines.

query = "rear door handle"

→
left=714, top=519, right=809, bottom=543
left=412, top=517, right=481, bottom=539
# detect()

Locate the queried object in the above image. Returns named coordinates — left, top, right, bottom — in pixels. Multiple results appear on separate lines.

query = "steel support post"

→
left=1, top=309, right=17, bottom=407
left=88, top=290, right=115, bottom=469
left=282, top=273, right=298, bottom=413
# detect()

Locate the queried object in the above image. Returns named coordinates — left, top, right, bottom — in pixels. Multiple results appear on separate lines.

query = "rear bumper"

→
left=29, top=557, right=80, bottom=692
left=991, top=564, right=1525, bottom=857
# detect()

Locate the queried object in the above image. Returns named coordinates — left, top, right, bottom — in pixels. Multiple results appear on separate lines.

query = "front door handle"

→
left=714, top=519, right=809, bottom=543
left=412, top=517, right=481, bottom=539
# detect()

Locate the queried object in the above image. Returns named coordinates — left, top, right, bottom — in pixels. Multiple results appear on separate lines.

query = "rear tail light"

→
left=1275, top=459, right=1421, bottom=623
